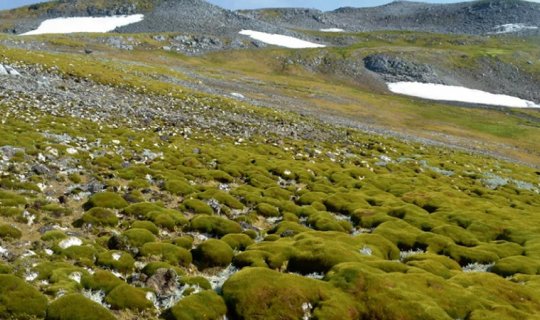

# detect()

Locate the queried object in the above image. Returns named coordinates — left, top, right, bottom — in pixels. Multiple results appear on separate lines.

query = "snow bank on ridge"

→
left=388, top=82, right=540, bottom=108
left=21, top=14, right=144, bottom=35
left=320, top=28, right=345, bottom=32
left=239, top=30, right=325, bottom=49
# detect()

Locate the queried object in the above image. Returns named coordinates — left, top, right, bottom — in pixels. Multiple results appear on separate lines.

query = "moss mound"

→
left=105, top=284, right=154, bottom=310
left=222, top=267, right=359, bottom=320
left=221, top=233, right=254, bottom=250
left=0, top=224, right=22, bottom=240
left=192, top=239, right=234, bottom=269
left=84, top=192, right=128, bottom=210
left=167, top=290, right=227, bottom=320
left=0, top=274, right=48, bottom=319
left=81, top=270, right=124, bottom=294
left=46, top=294, right=115, bottom=320
left=190, top=215, right=242, bottom=237
left=141, top=242, right=192, bottom=266
left=81, top=207, right=118, bottom=227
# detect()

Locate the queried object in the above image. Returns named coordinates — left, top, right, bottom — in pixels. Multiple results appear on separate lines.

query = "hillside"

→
left=0, top=0, right=539, bottom=319
left=242, top=0, right=540, bottom=35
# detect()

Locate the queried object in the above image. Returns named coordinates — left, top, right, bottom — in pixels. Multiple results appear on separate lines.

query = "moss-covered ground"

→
left=0, top=30, right=538, bottom=319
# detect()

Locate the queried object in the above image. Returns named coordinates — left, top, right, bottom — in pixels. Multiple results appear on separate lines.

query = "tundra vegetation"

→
left=0, top=24, right=539, bottom=320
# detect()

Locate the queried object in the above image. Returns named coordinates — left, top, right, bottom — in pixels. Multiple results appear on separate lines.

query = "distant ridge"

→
left=241, top=0, right=540, bottom=35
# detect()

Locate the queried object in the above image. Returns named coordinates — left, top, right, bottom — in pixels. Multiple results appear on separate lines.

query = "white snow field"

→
left=239, top=30, right=326, bottom=49
left=21, top=14, right=144, bottom=35
left=493, top=23, right=538, bottom=34
left=387, top=82, right=540, bottom=109
left=320, top=28, right=345, bottom=32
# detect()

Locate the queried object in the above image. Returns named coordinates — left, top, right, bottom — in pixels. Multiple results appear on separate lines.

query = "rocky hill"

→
left=115, top=0, right=285, bottom=36
left=0, top=0, right=290, bottom=37
left=242, top=0, right=540, bottom=35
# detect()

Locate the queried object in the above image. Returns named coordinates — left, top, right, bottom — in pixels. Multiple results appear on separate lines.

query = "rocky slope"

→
left=242, top=0, right=540, bottom=35
left=0, top=0, right=294, bottom=38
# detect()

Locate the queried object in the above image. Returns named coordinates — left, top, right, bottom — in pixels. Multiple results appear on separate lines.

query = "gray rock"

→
left=364, top=54, right=442, bottom=84
left=32, top=164, right=51, bottom=175
left=146, top=268, right=179, bottom=297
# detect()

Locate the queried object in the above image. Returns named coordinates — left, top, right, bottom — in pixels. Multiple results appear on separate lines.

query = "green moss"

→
left=0, top=224, right=22, bottom=240
left=81, top=270, right=124, bottom=293
left=84, top=192, right=128, bottom=210
left=0, top=206, right=23, bottom=218
left=183, top=199, right=214, bottom=215
left=431, top=224, right=479, bottom=247
left=46, top=294, right=116, bottom=320
left=190, top=215, right=242, bottom=237
left=491, top=256, right=540, bottom=277
left=142, top=262, right=184, bottom=277
left=262, top=187, right=292, bottom=201
left=81, top=207, right=119, bottom=227
left=41, top=230, right=67, bottom=241
left=222, top=267, right=360, bottom=320
left=167, top=290, right=227, bottom=320
left=297, top=192, right=327, bottom=206
left=306, top=211, right=352, bottom=233
left=121, top=228, right=157, bottom=248
left=197, top=189, right=244, bottom=210
left=324, top=192, right=369, bottom=215
left=62, top=245, right=96, bottom=266
left=0, top=263, right=12, bottom=274
left=173, top=236, right=194, bottom=249
left=270, top=221, right=310, bottom=237
left=164, top=179, right=194, bottom=196
left=221, top=233, right=254, bottom=250
left=132, top=220, right=159, bottom=235
left=192, top=239, right=234, bottom=269
left=442, top=244, right=498, bottom=266
left=179, top=276, right=212, bottom=290
left=287, top=234, right=366, bottom=274
left=0, top=190, right=27, bottom=207
left=42, top=203, right=72, bottom=217
left=141, top=242, right=192, bottom=266
left=105, top=284, right=153, bottom=311
left=96, top=250, right=135, bottom=273
left=256, top=203, right=280, bottom=217
left=0, top=274, right=48, bottom=319
left=123, top=202, right=163, bottom=217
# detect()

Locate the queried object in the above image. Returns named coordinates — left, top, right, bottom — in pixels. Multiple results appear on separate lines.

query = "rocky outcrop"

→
left=363, top=54, right=442, bottom=83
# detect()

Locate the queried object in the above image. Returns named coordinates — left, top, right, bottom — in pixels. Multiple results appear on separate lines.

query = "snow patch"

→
left=388, top=82, right=540, bottom=109
left=21, top=14, right=145, bottom=35
left=58, top=237, right=83, bottom=249
left=230, top=92, right=245, bottom=99
left=493, top=24, right=538, bottom=34
left=239, top=30, right=326, bottom=49
left=112, top=252, right=122, bottom=261
left=320, top=28, right=345, bottom=32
